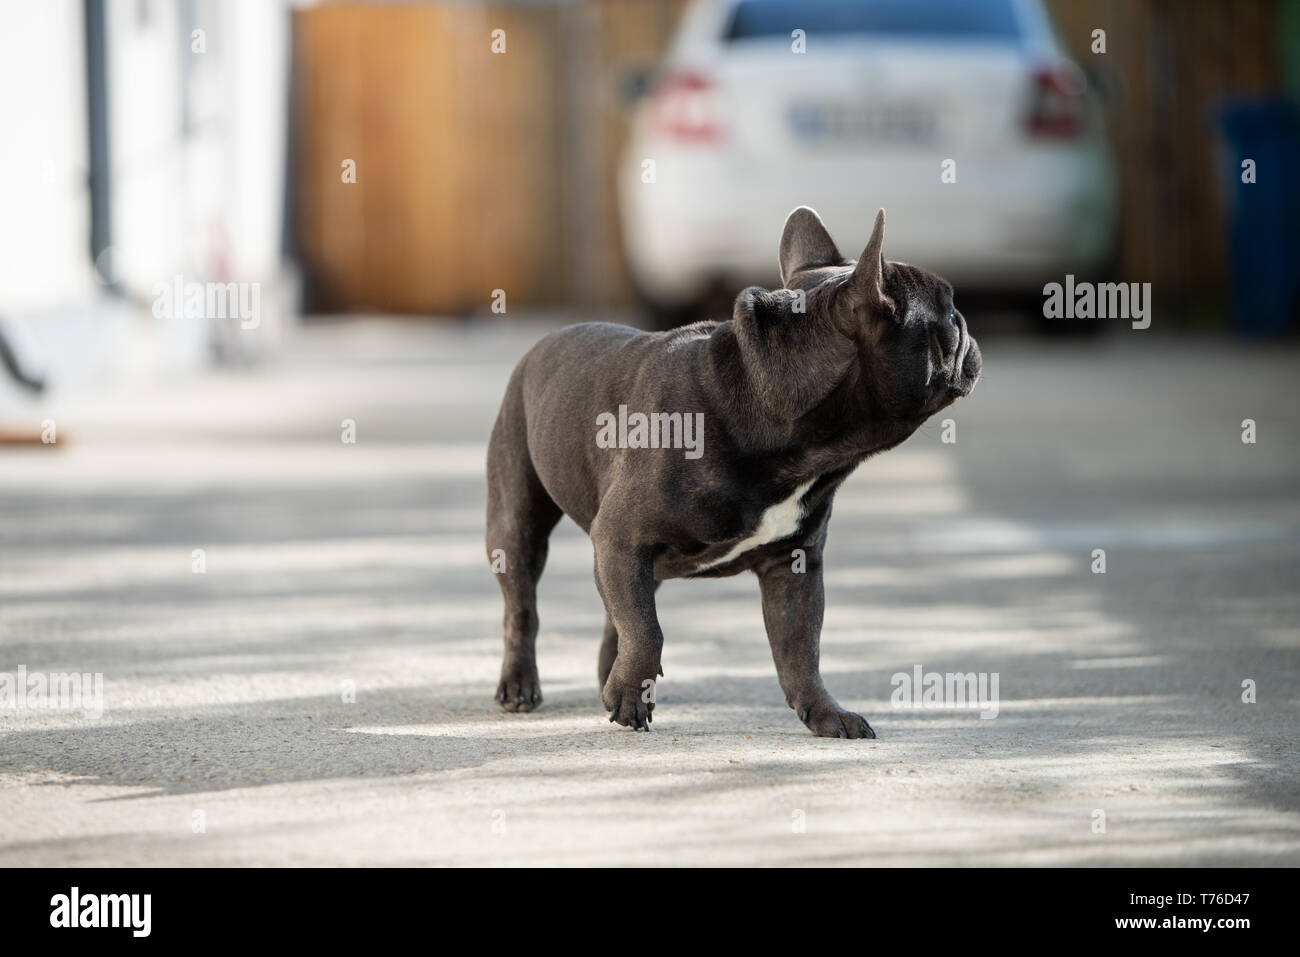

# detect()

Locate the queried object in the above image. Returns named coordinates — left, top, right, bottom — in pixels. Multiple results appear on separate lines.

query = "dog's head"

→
left=733, top=206, right=981, bottom=429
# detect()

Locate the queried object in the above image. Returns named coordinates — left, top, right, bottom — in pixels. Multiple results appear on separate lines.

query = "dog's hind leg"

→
left=486, top=381, right=562, bottom=713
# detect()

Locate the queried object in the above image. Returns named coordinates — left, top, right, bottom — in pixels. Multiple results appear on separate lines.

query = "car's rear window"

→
left=726, top=0, right=1023, bottom=42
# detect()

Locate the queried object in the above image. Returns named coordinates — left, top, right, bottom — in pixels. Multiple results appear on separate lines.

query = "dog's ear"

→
left=733, top=286, right=856, bottom=422
left=779, top=207, right=843, bottom=287
left=848, top=208, right=895, bottom=319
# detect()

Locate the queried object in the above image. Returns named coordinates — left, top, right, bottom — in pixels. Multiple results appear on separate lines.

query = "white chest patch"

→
left=694, top=478, right=817, bottom=572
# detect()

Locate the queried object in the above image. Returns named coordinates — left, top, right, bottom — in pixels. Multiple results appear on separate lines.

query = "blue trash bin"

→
left=1216, top=99, right=1300, bottom=337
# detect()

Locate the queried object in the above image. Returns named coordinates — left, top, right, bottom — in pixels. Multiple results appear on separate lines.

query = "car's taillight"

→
left=1025, top=63, right=1085, bottom=139
left=652, top=71, right=723, bottom=144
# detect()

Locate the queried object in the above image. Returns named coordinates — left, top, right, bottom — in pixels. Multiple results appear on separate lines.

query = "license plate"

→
left=788, top=101, right=938, bottom=144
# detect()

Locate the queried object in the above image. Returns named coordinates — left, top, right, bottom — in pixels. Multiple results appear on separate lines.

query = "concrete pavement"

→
left=1, top=317, right=1297, bottom=865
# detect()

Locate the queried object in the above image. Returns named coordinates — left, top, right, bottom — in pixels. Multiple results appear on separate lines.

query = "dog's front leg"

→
left=591, top=529, right=662, bottom=731
left=756, top=550, right=876, bottom=739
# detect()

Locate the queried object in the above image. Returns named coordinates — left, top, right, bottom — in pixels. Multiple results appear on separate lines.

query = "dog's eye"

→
left=946, top=310, right=958, bottom=327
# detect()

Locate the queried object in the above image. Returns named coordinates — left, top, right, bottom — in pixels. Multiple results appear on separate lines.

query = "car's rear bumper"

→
left=620, top=144, right=1118, bottom=303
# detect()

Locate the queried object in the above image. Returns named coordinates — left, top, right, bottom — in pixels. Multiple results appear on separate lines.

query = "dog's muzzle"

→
left=950, top=333, right=982, bottom=397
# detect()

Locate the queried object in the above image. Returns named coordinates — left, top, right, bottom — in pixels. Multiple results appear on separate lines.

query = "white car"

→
left=619, top=0, right=1118, bottom=322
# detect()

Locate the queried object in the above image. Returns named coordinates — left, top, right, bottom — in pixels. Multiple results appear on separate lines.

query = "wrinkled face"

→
left=867, top=262, right=982, bottom=419
left=778, top=206, right=981, bottom=424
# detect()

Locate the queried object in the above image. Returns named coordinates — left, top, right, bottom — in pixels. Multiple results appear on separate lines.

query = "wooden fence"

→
left=292, top=0, right=1286, bottom=317
left=1044, top=0, right=1285, bottom=308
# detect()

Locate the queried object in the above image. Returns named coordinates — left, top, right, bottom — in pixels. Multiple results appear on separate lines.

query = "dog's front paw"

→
left=496, top=665, right=542, bottom=713
left=601, top=676, right=655, bottom=731
left=798, top=702, right=876, bottom=739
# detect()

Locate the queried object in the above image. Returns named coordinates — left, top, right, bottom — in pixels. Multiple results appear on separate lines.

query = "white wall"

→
left=0, top=0, right=292, bottom=308
left=106, top=0, right=291, bottom=296
left=0, top=0, right=95, bottom=311
left=0, top=0, right=294, bottom=406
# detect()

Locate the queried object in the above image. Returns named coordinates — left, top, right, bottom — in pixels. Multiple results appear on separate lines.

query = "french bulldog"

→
left=485, top=206, right=981, bottom=736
